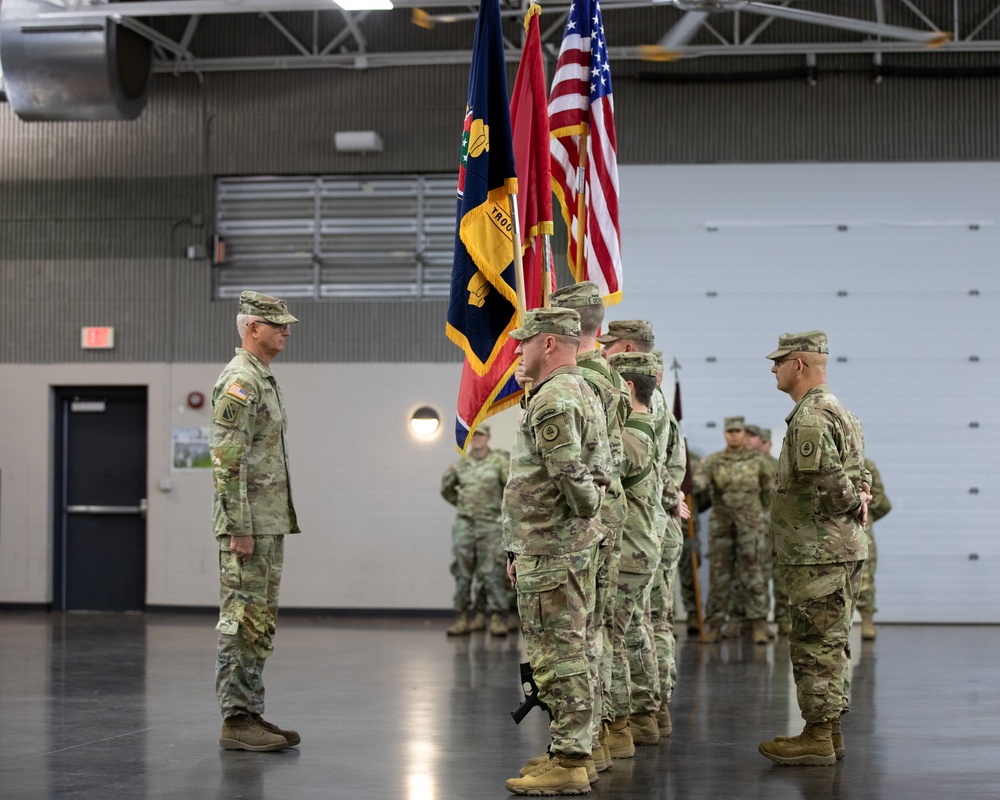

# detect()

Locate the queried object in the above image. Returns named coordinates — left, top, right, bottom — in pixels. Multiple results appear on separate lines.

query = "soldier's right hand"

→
left=229, top=535, right=255, bottom=563
left=514, top=359, right=528, bottom=388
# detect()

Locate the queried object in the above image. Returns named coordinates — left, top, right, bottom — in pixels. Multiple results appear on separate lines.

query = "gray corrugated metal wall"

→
left=2, top=60, right=1000, bottom=363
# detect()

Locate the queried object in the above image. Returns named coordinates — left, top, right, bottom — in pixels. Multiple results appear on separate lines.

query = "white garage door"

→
left=614, top=162, right=999, bottom=623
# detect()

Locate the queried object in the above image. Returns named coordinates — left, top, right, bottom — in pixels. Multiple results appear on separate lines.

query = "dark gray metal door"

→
left=54, top=387, right=148, bottom=611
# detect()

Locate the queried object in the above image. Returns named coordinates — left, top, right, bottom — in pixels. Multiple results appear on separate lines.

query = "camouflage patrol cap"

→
left=471, top=423, right=490, bottom=436
left=651, top=349, right=664, bottom=369
left=239, top=291, right=298, bottom=324
left=724, top=416, right=745, bottom=431
left=549, top=281, right=603, bottom=308
left=596, top=319, right=655, bottom=345
left=759, top=427, right=772, bottom=443
left=608, top=351, right=659, bottom=377
left=744, top=424, right=762, bottom=438
left=766, top=330, right=828, bottom=360
left=509, top=307, right=581, bottom=340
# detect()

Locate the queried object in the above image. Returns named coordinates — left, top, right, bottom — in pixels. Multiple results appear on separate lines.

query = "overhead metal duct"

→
left=0, top=0, right=153, bottom=121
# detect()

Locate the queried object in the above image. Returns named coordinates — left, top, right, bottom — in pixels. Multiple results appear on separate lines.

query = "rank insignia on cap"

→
left=227, top=383, right=250, bottom=402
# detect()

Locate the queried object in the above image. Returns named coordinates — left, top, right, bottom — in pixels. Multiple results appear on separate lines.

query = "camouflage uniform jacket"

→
left=865, top=457, right=892, bottom=529
left=697, top=448, right=772, bottom=515
left=649, top=388, right=686, bottom=510
left=760, top=454, right=779, bottom=511
left=211, top=348, right=299, bottom=538
left=618, top=411, right=662, bottom=574
left=440, top=448, right=510, bottom=521
left=577, top=349, right=630, bottom=533
left=771, top=384, right=870, bottom=565
left=502, top=366, right=612, bottom=556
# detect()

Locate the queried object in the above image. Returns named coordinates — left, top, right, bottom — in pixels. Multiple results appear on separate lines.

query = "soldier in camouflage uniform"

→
left=502, top=308, right=612, bottom=796
left=645, top=349, right=688, bottom=736
left=604, top=352, right=665, bottom=755
left=858, top=457, right=891, bottom=640
left=758, top=330, right=872, bottom=767
left=212, top=291, right=300, bottom=753
left=677, top=453, right=708, bottom=635
left=757, top=427, right=791, bottom=634
left=696, top=417, right=772, bottom=645
left=440, top=424, right=511, bottom=637
left=599, top=324, right=687, bottom=746
left=548, top=282, right=630, bottom=775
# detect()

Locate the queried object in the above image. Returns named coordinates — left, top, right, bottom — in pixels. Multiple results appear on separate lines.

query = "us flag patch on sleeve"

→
left=227, top=383, right=250, bottom=402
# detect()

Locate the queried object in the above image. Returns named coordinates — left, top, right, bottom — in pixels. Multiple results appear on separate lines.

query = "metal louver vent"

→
left=214, top=175, right=457, bottom=300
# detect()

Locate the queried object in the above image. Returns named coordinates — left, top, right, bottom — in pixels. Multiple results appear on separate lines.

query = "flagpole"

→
left=509, top=194, right=532, bottom=393
left=574, top=123, right=589, bottom=281
left=541, top=233, right=553, bottom=308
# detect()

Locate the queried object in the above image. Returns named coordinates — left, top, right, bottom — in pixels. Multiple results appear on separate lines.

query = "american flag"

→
left=549, top=0, right=622, bottom=304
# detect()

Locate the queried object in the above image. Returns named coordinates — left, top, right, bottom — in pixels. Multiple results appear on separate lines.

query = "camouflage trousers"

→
left=610, top=570, right=659, bottom=717
left=650, top=533, right=683, bottom=706
left=705, top=508, right=769, bottom=622
left=450, top=515, right=509, bottom=614
left=678, top=531, right=703, bottom=625
left=785, top=561, right=864, bottom=724
left=216, top=534, right=284, bottom=719
left=856, top=528, right=878, bottom=612
left=516, top=546, right=597, bottom=758
left=594, top=526, right=623, bottom=733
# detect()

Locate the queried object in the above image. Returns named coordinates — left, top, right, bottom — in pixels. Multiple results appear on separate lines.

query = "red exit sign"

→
left=80, top=327, right=115, bottom=349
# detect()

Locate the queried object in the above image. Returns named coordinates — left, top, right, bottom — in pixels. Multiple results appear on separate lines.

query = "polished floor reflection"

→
left=1, top=612, right=998, bottom=800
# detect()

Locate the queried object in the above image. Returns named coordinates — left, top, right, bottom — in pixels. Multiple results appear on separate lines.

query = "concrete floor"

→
left=1, top=611, right=998, bottom=800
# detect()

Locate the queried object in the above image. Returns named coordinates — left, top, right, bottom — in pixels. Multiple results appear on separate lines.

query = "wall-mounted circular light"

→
left=409, top=406, right=442, bottom=438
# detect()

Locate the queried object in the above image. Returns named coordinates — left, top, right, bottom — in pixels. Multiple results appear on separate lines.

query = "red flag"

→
left=549, top=0, right=622, bottom=304
left=511, top=4, right=554, bottom=308
left=453, top=2, right=551, bottom=452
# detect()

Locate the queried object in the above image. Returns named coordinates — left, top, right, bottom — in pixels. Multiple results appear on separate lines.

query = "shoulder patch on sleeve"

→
left=796, top=427, right=822, bottom=471
left=214, top=397, right=245, bottom=428
left=225, top=382, right=251, bottom=403
left=535, top=411, right=572, bottom=450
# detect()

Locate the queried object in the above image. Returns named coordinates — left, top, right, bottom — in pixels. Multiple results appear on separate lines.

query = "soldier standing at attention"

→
left=547, top=282, right=630, bottom=776
left=440, top=424, right=512, bottom=637
left=758, top=330, right=871, bottom=767
left=599, top=326, right=686, bottom=743
left=212, top=291, right=300, bottom=752
left=757, top=427, right=791, bottom=635
left=857, top=457, right=891, bottom=640
left=697, top=417, right=773, bottom=645
left=604, top=351, right=669, bottom=755
left=502, top=308, right=611, bottom=796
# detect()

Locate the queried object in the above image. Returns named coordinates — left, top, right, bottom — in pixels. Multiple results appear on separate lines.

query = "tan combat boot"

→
left=490, top=612, right=509, bottom=636
left=629, top=711, right=660, bottom=746
left=605, top=716, right=635, bottom=759
left=505, top=755, right=591, bottom=795
left=446, top=611, right=470, bottom=636
left=519, top=752, right=549, bottom=776
left=752, top=619, right=770, bottom=645
left=701, top=622, right=720, bottom=644
left=657, top=705, right=673, bottom=736
left=861, top=609, right=877, bottom=641
left=251, top=714, right=301, bottom=747
left=590, top=739, right=609, bottom=773
left=832, top=718, right=845, bottom=760
left=219, top=713, right=289, bottom=752
left=468, top=611, right=487, bottom=631
left=777, top=619, right=792, bottom=636
left=598, top=724, right=613, bottom=768
left=758, top=722, right=836, bottom=766
left=507, top=612, right=521, bottom=631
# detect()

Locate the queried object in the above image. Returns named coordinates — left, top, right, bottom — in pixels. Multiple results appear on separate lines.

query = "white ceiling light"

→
left=334, top=0, right=393, bottom=10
